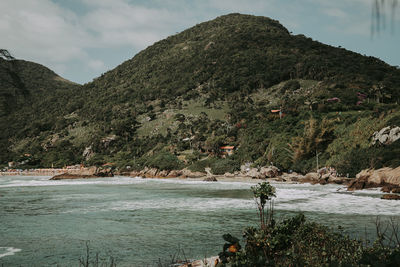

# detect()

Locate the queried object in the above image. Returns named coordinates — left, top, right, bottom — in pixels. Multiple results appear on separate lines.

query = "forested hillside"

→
left=2, top=13, right=400, bottom=176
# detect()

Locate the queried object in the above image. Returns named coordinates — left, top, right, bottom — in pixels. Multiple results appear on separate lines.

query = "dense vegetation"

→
left=1, top=13, right=400, bottom=176
left=217, top=182, right=400, bottom=266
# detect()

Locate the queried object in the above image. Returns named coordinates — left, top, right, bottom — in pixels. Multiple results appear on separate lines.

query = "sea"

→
left=1, top=175, right=399, bottom=266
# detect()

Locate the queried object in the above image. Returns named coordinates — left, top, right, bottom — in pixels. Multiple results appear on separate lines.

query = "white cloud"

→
left=322, top=8, right=347, bottom=18
left=0, top=0, right=398, bottom=83
left=88, top=59, right=105, bottom=71
left=0, top=0, right=179, bottom=80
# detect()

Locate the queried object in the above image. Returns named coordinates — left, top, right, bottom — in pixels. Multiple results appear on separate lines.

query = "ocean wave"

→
left=0, top=247, right=22, bottom=258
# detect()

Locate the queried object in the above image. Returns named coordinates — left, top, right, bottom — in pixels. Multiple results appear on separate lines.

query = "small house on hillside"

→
left=270, top=109, right=284, bottom=119
left=220, top=146, right=235, bottom=157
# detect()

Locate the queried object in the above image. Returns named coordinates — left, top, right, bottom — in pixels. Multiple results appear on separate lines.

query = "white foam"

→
left=273, top=186, right=400, bottom=216
left=0, top=247, right=22, bottom=258
left=0, top=176, right=148, bottom=188
left=2, top=176, right=400, bottom=217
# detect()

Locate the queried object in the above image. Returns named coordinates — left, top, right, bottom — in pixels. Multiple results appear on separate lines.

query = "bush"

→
left=144, top=151, right=183, bottom=170
left=211, top=158, right=240, bottom=175
left=218, top=183, right=400, bottom=267
left=187, top=157, right=219, bottom=173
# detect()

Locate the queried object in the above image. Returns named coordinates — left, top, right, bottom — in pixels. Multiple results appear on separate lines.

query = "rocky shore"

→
left=4, top=164, right=400, bottom=200
left=125, top=165, right=352, bottom=185
left=49, top=167, right=113, bottom=180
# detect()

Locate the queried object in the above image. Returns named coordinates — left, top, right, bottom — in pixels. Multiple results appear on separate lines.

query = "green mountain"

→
left=2, top=13, right=400, bottom=176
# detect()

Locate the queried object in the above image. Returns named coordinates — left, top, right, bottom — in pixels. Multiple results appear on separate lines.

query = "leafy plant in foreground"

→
left=218, top=182, right=400, bottom=266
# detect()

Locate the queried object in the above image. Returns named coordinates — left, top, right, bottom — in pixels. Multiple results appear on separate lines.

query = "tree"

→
left=251, top=182, right=276, bottom=230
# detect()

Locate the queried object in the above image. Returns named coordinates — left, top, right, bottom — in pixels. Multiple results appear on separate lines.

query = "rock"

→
left=82, top=145, right=94, bottom=160
left=144, top=168, right=158, bottom=178
left=348, top=167, right=400, bottom=191
left=129, top=170, right=141, bottom=177
left=240, top=163, right=252, bottom=173
left=167, top=170, right=183, bottom=178
left=203, top=176, right=218, bottom=182
left=181, top=168, right=205, bottom=178
left=157, top=170, right=170, bottom=178
left=381, top=194, right=400, bottom=200
left=281, top=172, right=304, bottom=182
left=94, top=169, right=113, bottom=177
left=246, top=168, right=262, bottom=178
left=302, top=172, right=320, bottom=184
left=321, top=173, right=330, bottom=180
left=389, top=127, right=400, bottom=143
left=327, top=176, right=352, bottom=185
left=392, top=188, right=400, bottom=194
left=50, top=173, right=96, bottom=180
left=381, top=186, right=392, bottom=193
left=347, top=179, right=366, bottom=191
left=372, top=126, right=400, bottom=145
left=259, top=166, right=280, bottom=178
left=205, top=167, right=213, bottom=177
left=378, top=134, right=389, bottom=144
left=224, top=172, right=235, bottom=177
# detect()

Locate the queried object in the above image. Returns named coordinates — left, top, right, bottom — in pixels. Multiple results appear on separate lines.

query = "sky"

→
left=1, top=0, right=400, bottom=84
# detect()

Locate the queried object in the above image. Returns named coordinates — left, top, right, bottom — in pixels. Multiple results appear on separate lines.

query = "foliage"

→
left=210, top=158, right=240, bottom=175
left=251, top=182, right=276, bottom=230
left=1, top=14, right=400, bottom=176
left=218, top=184, right=400, bottom=267
left=143, top=151, right=183, bottom=171
left=188, top=157, right=240, bottom=174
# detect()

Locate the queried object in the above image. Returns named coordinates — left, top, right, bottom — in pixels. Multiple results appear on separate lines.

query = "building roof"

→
left=270, top=109, right=281, bottom=113
left=220, top=146, right=235, bottom=149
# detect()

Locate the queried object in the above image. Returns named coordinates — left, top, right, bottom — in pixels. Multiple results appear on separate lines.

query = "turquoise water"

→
left=1, top=176, right=399, bottom=266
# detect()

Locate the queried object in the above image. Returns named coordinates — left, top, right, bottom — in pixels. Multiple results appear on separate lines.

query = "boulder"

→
left=327, top=176, right=353, bottom=185
left=281, top=172, right=304, bottom=182
left=259, top=166, right=280, bottom=178
left=144, top=168, right=159, bottom=178
left=181, top=168, right=205, bottom=178
left=94, top=169, right=113, bottom=177
left=157, top=170, right=170, bottom=178
left=240, top=163, right=252, bottom=173
left=203, top=176, right=218, bottom=182
left=347, top=179, right=366, bottom=191
left=381, top=194, right=400, bottom=200
left=348, top=167, right=400, bottom=191
left=391, top=188, right=400, bottom=194
left=246, top=168, right=259, bottom=177
left=372, top=126, right=400, bottom=145
left=302, top=172, right=320, bottom=184
left=129, top=171, right=141, bottom=177
left=50, top=173, right=96, bottom=180
left=167, top=170, right=183, bottom=178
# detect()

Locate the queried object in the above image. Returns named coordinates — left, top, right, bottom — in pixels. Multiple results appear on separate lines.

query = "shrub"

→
left=144, top=151, right=183, bottom=170
left=187, top=157, right=219, bottom=173
left=210, top=158, right=240, bottom=175
left=218, top=183, right=400, bottom=267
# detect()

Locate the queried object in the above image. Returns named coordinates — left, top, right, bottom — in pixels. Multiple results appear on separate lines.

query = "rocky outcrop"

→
left=238, top=164, right=281, bottom=179
left=50, top=169, right=113, bottom=180
left=259, top=166, right=280, bottom=178
left=129, top=168, right=205, bottom=179
left=381, top=194, right=400, bottom=200
left=203, top=177, right=218, bottom=182
left=272, top=171, right=351, bottom=185
left=372, top=126, right=400, bottom=145
left=51, top=173, right=97, bottom=180
left=347, top=167, right=400, bottom=191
